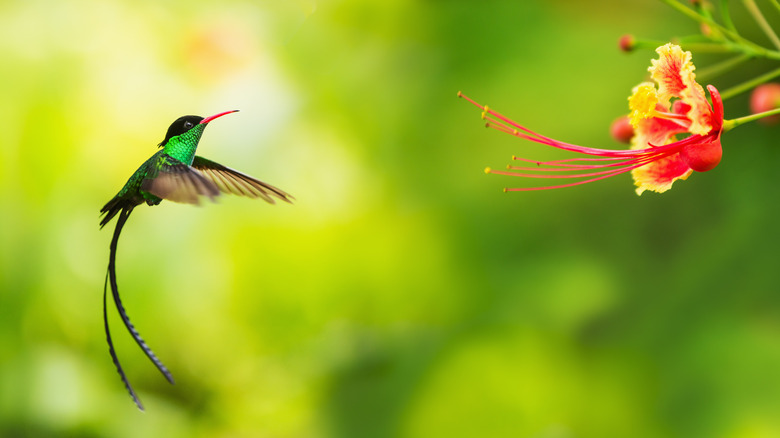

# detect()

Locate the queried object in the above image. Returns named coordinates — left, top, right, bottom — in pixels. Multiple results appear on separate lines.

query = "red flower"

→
left=462, top=44, right=724, bottom=194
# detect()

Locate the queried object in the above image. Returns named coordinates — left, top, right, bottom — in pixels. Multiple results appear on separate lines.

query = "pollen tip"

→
left=502, top=187, right=508, bottom=193
left=484, top=122, right=490, bottom=128
left=506, top=164, right=511, bottom=170
left=457, top=91, right=463, bottom=98
left=513, top=129, right=518, bottom=135
left=481, top=111, right=487, bottom=120
left=484, top=167, right=492, bottom=174
left=511, top=155, right=517, bottom=160
left=484, top=105, right=490, bottom=112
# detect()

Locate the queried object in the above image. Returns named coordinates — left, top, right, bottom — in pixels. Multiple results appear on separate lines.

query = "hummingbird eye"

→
left=183, top=121, right=194, bottom=129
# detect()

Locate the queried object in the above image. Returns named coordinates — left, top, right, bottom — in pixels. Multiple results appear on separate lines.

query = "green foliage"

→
left=2, top=0, right=780, bottom=437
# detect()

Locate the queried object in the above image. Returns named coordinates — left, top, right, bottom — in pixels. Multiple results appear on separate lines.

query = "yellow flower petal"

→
left=632, top=154, right=692, bottom=195
left=649, top=43, right=712, bottom=135
left=650, top=44, right=692, bottom=103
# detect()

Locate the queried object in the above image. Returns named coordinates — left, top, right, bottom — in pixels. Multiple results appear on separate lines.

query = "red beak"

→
left=200, top=110, right=239, bottom=124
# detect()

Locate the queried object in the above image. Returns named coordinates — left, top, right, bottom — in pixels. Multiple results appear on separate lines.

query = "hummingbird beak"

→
left=200, top=110, right=239, bottom=125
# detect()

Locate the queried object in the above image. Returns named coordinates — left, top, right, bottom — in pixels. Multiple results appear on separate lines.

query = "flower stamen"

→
left=650, top=109, right=693, bottom=128
left=460, top=44, right=724, bottom=194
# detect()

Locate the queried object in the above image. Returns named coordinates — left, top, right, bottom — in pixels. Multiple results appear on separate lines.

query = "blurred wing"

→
left=192, top=156, right=294, bottom=204
left=141, top=156, right=220, bottom=205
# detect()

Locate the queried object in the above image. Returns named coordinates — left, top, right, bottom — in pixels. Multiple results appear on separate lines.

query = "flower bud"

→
left=619, top=35, right=635, bottom=52
left=610, top=116, right=634, bottom=143
left=750, top=83, right=780, bottom=124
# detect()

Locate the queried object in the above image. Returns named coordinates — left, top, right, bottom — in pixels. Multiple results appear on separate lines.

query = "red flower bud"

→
left=750, top=83, right=780, bottom=124
left=619, top=35, right=635, bottom=52
left=610, top=116, right=634, bottom=144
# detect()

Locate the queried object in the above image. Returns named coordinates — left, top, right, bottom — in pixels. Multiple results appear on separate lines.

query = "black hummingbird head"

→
left=158, top=110, right=239, bottom=147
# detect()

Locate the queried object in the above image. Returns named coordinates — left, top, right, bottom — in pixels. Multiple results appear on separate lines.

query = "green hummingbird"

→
left=99, top=110, right=292, bottom=410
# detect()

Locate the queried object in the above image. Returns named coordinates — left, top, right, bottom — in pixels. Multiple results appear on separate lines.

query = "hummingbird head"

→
left=158, top=110, right=239, bottom=147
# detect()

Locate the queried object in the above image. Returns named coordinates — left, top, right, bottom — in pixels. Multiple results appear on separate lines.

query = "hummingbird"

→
left=99, top=110, right=292, bottom=410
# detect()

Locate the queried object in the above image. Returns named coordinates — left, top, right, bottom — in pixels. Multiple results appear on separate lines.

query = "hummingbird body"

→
left=100, top=110, right=292, bottom=410
left=106, top=153, right=164, bottom=207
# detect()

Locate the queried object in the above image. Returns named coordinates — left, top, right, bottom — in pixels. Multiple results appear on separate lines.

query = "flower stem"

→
left=719, top=66, right=780, bottom=100
left=629, top=38, right=675, bottom=50
left=661, top=0, right=743, bottom=42
left=696, top=53, right=751, bottom=81
left=719, top=0, right=738, bottom=33
left=680, top=42, right=742, bottom=53
left=661, top=0, right=777, bottom=58
left=771, top=0, right=780, bottom=14
left=633, top=39, right=741, bottom=54
left=723, top=107, right=780, bottom=131
left=743, top=0, right=780, bottom=50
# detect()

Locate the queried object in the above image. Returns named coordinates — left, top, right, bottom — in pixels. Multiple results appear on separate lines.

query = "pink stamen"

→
left=507, top=153, right=672, bottom=172
left=495, top=160, right=654, bottom=191
left=651, top=110, right=691, bottom=129
left=483, top=113, right=684, bottom=157
left=459, top=91, right=694, bottom=191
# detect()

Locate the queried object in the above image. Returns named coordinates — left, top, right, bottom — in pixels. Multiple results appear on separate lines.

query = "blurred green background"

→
left=3, top=0, right=780, bottom=437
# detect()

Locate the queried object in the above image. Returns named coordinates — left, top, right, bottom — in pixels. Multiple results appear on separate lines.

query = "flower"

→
left=461, top=43, right=724, bottom=194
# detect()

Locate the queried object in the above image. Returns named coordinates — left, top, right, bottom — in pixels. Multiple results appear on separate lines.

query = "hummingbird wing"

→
left=192, top=156, right=294, bottom=204
left=141, top=155, right=220, bottom=205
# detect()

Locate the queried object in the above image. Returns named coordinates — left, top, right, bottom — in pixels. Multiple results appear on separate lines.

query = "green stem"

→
left=743, top=0, right=780, bottom=50
left=723, top=107, right=780, bottom=131
left=771, top=0, right=780, bottom=15
left=661, top=0, right=775, bottom=57
left=662, top=0, right=742, bottom=41
left=633, top=39, right=742, bottom=53
left=696, top=53, right=752, bottom=81
left=630, top=39, right=675, bottom=50
left=719, top=0, right=738, bottom=33
left=719, top=66, right=780, bottom=100
left=679, top=42, right=742, bottom=53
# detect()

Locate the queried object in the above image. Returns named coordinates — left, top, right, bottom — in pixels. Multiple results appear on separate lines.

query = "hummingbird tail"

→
left=100, top=196, right=133, bottom=229
left=104, top=270, right=144, bottom=410
left=104, top=205, right=175, bottom=410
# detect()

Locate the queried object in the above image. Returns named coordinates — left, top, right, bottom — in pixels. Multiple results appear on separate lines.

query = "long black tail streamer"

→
left=104, top=206, right=174, bottom=410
